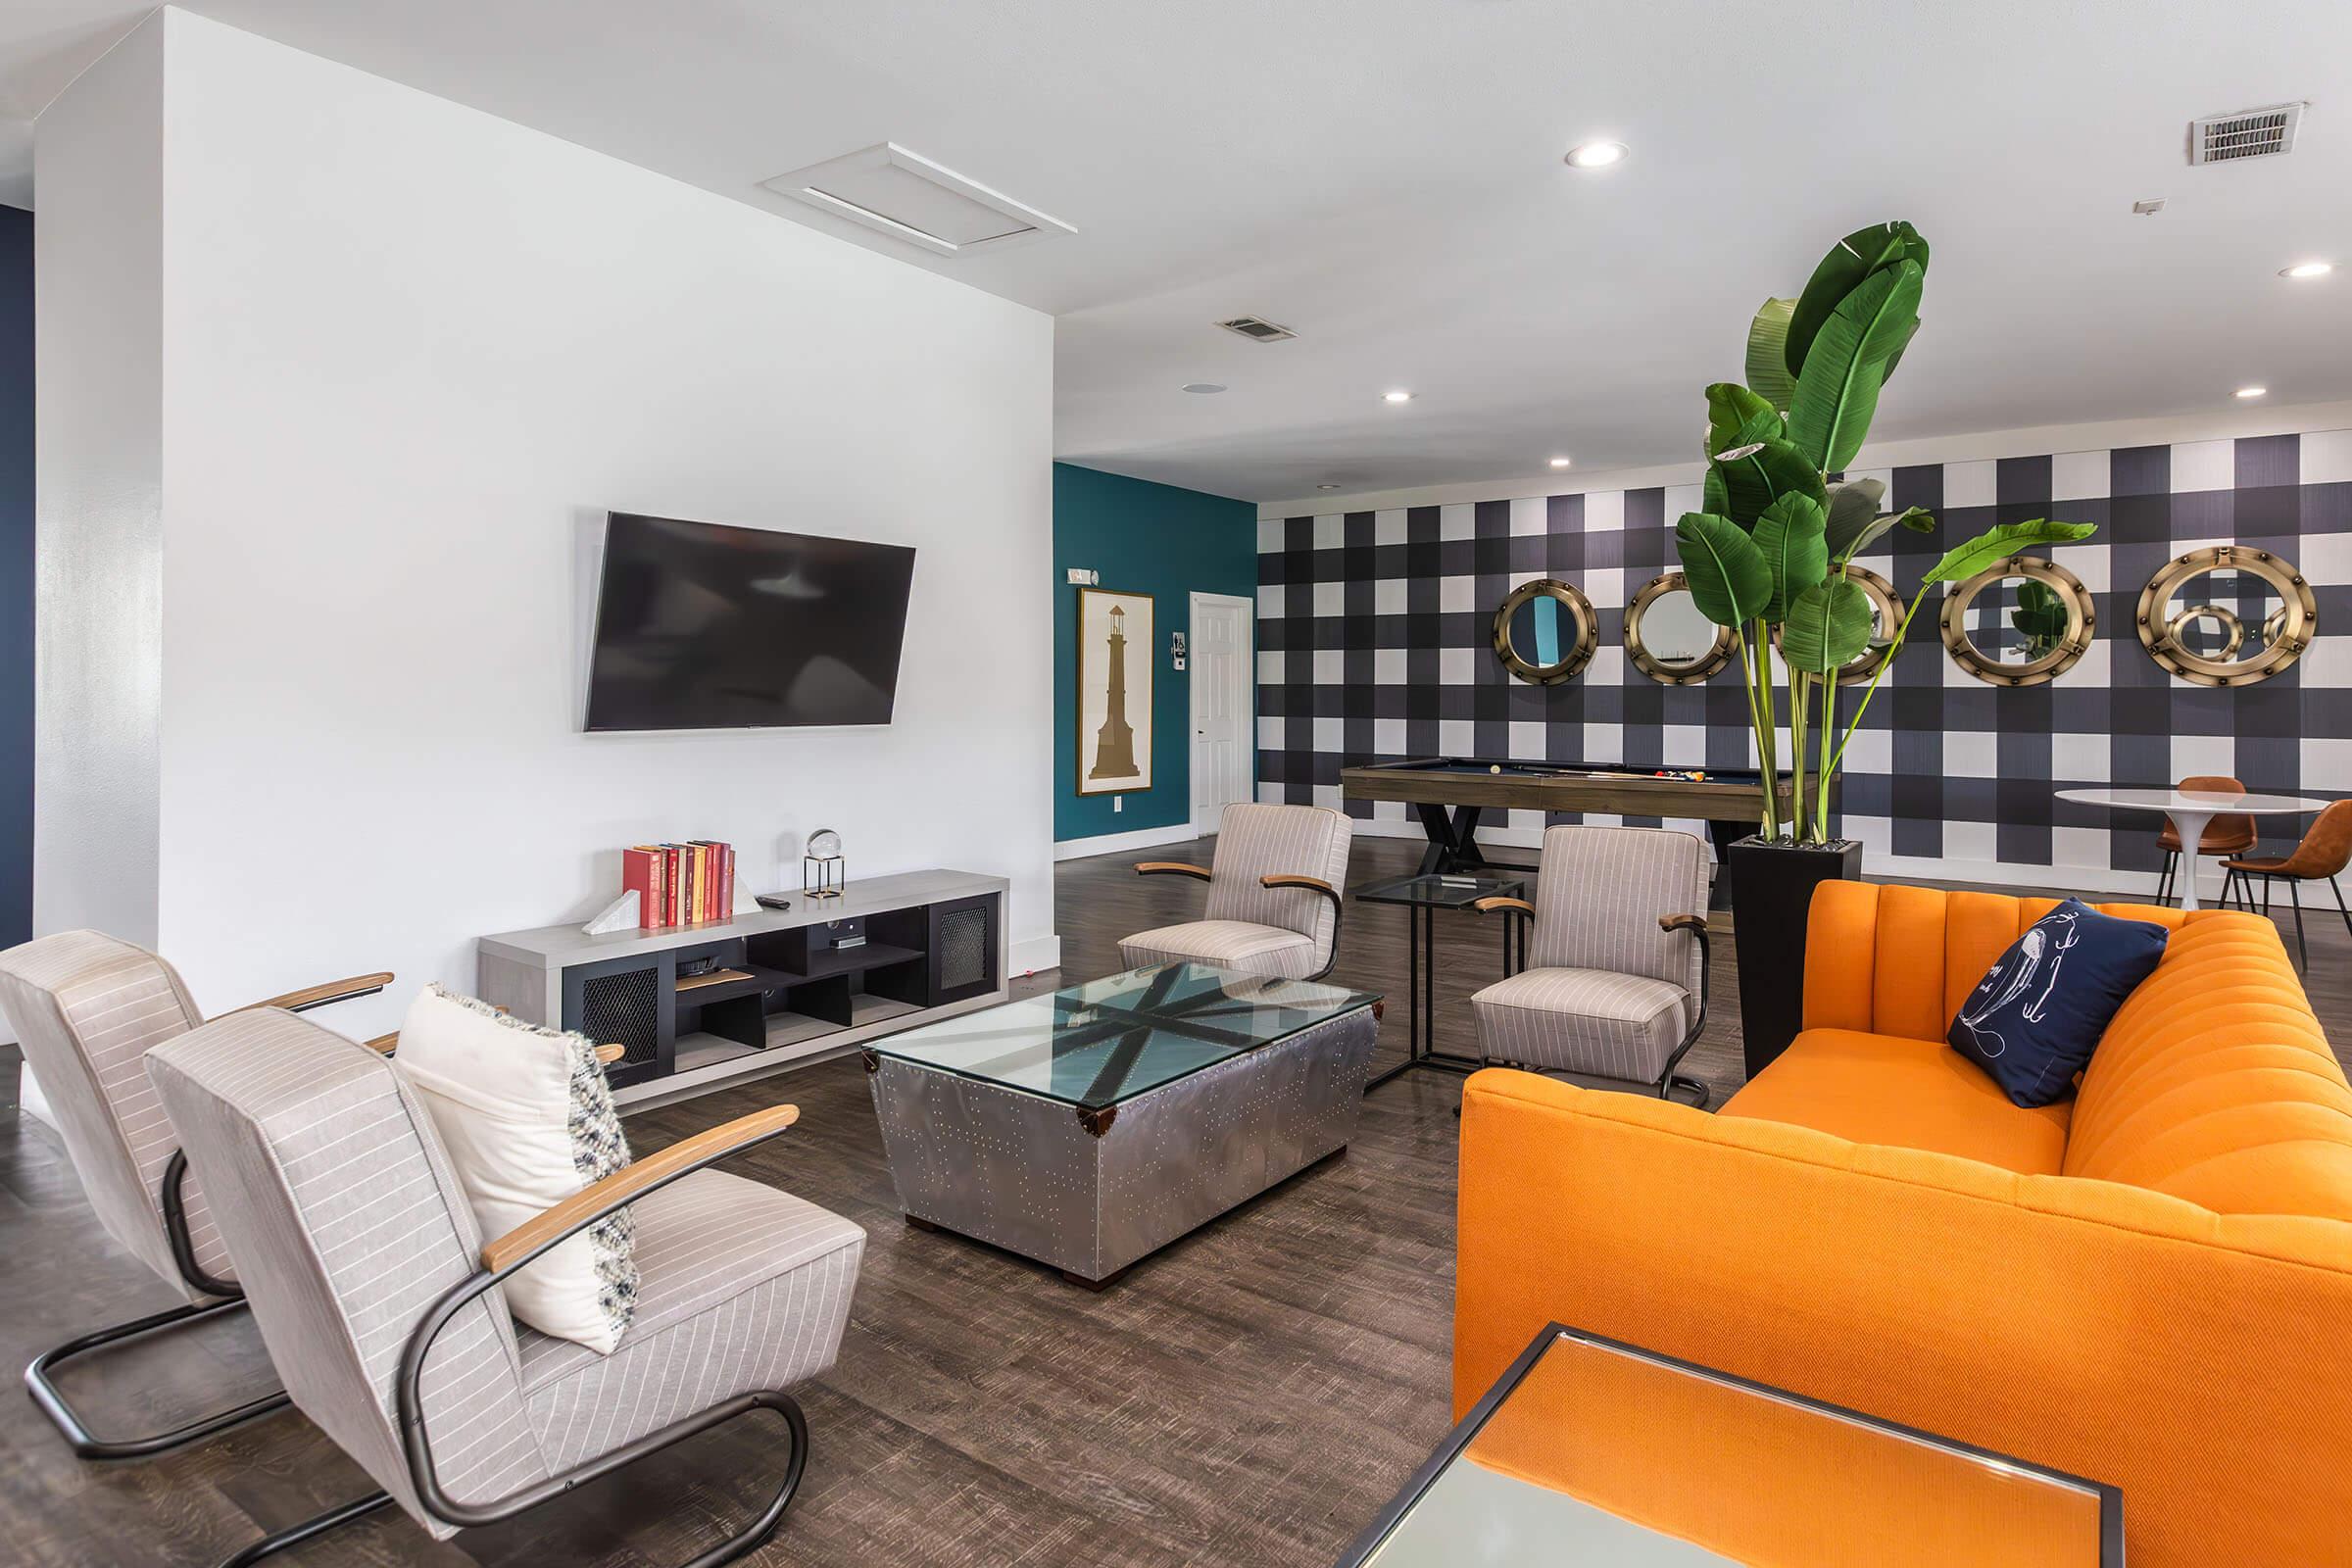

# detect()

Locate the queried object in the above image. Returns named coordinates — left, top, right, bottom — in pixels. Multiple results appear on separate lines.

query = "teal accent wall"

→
left=1054, top=463, right=1257, bottom=843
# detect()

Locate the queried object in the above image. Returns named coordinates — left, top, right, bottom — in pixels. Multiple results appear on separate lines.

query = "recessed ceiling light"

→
left=2281, top=261, right=2333, bottom=279
left=2235, top=385, right=2268, bottom=399
left=1383, top=389, right=1413, bottom=404
left=1182, top=382, right=1226, bottom=394
left=1548, top=456, right=1573, bottom=468
left=1564, top=140, right=1628, bottom=170
left=1316, top=483, right=1343, bottom=491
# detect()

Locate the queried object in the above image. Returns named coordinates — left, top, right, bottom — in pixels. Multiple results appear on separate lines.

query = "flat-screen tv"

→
left=584, top=513, right=916, bottom=732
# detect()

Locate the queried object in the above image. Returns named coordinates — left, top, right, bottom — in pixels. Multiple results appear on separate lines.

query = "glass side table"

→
left=1337, top=1323, right=2122, bottom=1567
left=1351, top=871, right=1526, bottom=1089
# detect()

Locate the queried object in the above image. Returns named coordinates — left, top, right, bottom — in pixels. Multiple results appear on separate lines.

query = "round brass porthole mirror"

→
left=1769, top=565, right=1903, bottom=687
left=1938, top=555, right=2095, bottom=687
left=1627, top=572, right=1736, bottom=684
left=1493, top=578, right=1597, bottom=685
left=2136, top=544, right=2315, bottom=687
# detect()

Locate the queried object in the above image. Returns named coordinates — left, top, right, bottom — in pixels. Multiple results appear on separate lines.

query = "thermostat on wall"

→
left=1065, top=567, right=1100, bottom=585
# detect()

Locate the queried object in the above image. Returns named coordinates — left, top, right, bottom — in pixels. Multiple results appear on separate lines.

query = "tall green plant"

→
left=1673, top=221, right=2096, bottom=843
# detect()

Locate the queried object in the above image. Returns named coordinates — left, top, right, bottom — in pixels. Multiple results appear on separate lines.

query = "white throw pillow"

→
left=394, top=985, right=638, bottom=1353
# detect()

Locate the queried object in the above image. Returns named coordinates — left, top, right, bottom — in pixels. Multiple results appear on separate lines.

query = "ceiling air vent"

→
left=1217, top=316, right=1298, bottom=343
left=759, top=142, right=1073, bottom=258
left=2187, top=102, right=2305, bottom=165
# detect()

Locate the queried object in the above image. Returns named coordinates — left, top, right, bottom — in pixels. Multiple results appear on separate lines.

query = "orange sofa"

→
left=1454, top=881, right=2352, bottom=1568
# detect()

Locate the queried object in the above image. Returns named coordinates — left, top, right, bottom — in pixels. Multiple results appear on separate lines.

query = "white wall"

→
left=38, top=11, right=1056, bottom=1041
left=31, top=18, right=166, bottom=949
left=1258, top=398, right=2352, bottom=518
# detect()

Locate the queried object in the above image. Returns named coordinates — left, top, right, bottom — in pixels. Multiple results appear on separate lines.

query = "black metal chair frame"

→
left=1475, top=903, right=1714, bottom=1109
left=1135, top=863, right=1348, bottom=983
left=23, top=981, right=386, bottom=1460
left=2220, top=862, right=2352, bottom=974
left=217, top=1117, right=810, bottom=1568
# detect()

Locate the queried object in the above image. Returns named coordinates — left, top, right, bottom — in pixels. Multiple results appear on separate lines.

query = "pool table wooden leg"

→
left=1413, top=803, right=1489, bottom=875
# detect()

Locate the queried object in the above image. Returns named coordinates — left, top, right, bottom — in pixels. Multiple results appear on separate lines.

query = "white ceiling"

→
left=5, top=1, right=2350, bottom=502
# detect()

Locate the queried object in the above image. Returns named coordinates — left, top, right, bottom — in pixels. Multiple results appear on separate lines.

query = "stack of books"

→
left=620, top=841, right=737, bottom=929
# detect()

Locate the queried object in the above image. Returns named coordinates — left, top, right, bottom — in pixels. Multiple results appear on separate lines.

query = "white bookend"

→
left=581, top=890, right=640, bottom=936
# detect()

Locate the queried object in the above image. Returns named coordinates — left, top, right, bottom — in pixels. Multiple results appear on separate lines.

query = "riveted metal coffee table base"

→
left=872, top=1008, right=1378, bottom=1288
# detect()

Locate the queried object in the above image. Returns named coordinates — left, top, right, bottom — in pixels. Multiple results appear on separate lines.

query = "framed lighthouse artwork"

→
left=1076, top=587, right=1153, bottom=796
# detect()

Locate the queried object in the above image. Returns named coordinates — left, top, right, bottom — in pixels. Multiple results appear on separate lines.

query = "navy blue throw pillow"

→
left=1947, top=899, right=2169, bottom=1107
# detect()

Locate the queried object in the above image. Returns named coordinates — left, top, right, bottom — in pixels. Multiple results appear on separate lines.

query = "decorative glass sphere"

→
left=807, top=828, right=842, bottom=859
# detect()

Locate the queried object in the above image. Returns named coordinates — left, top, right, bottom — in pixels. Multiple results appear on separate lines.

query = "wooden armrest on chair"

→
left=1658, top=913, right=1708, bottom=934
left=364, top=1032, right=624, bottom=1067
left=1136, top=861, right=1213, bottom=881
left=1259, top=874, right=1338, bottom=897
left=232, top=971, right=395, bottom=1016
left=479, top=1104, right=800, bottom=1272
left=1473, top=896, right=1537, bottom=918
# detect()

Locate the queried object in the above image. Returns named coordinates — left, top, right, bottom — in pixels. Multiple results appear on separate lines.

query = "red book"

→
left=663, top=845, right=684, bottom=926
left=622, top=846, right=666, bottom=930
left=721, top=843, right=735, bottom=920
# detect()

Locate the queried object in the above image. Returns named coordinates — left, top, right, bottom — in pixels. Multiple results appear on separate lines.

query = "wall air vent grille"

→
left=1217, top=316, right=1298, bottom=343
left=2187, top=102, right=2305, bottom=165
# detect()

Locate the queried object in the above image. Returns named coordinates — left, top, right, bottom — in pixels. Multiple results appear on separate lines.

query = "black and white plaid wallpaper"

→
left=1256, top=429, right=2352, bottom=888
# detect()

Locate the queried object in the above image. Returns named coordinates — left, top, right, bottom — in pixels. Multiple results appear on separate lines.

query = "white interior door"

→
left=1190, top=593, right=1254, bottom=834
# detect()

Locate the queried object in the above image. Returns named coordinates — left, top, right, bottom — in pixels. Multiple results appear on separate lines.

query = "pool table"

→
left=1341, top=757, right=1825, bottom=901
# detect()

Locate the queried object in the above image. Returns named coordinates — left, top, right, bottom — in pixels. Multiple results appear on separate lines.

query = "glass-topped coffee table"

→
left=1339, top=1324, right=2122, bottom=1566
left=864, top=962, right=1382, bottom=1288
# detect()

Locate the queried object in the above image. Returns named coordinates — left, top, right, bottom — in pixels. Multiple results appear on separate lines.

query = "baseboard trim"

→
left=1054, top=822, right=1201, bottom=862
left=1010, top=934, right=1062, bottom=976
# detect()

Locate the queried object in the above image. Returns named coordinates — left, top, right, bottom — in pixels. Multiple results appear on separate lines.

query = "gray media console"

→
left=476, top=868, right=1008, bottom=1105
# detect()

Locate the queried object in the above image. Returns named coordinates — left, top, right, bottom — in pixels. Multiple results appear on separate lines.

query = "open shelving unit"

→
left=476, top=868, right=1008, bottom=1106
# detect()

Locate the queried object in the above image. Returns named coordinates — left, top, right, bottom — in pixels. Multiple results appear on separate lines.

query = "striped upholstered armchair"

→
left=1121, top=803, right=1353, bottom=981
left=0, top=930, right=395, bottom=1459
left=1470, top=824, right=1715, bottom=1106
left=145, top=1006, right=864, bottom=1566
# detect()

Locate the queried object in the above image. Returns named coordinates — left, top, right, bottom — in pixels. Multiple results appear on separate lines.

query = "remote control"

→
left=755, top=894, right=793, bottom=911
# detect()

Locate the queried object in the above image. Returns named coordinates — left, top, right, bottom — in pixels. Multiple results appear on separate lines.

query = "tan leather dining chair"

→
left=2221, top=799, right=2352, bottom=972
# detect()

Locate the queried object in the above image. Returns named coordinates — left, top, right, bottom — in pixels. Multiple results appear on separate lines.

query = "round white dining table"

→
left=2054, top=787, right=2329, bottom=910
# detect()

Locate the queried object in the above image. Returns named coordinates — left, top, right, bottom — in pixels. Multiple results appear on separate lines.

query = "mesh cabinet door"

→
left=563, top=952, right=672, bottom=1084
left=928, top=894, right=1000, bottom=1005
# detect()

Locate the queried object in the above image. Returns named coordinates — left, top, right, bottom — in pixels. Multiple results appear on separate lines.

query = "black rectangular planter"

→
left=1730, top=836, right=1863, bottom=1080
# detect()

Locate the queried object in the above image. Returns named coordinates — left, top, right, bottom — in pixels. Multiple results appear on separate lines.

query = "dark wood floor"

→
left=2, top=836, right=2345, bottom=1566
